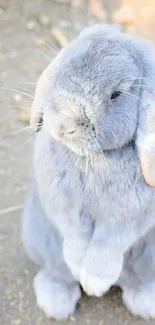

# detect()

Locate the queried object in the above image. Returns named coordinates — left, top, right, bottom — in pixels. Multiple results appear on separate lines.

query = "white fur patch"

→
left=80, top=269, right=114, bottom=297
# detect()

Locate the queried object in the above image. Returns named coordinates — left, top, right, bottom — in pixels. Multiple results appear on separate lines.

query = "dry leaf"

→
left=112, top=5, right=135, bottom=24
left=89, top=0, right=106, bottom=19
left=51, top=27, right=69, bottom=48
left=113, top=0, right=155, bottom=41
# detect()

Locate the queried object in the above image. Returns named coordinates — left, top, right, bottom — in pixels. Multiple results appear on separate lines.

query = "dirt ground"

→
left=1, top=1, right=155, bottom=324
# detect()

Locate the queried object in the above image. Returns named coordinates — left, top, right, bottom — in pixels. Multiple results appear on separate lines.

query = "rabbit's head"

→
left=31, top=25, right=155, bottom=186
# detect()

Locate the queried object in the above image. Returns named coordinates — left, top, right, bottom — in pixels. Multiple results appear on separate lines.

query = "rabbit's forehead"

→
left=54, top=47, right=138, bottom=93
left=55, top=37, right=139, bottom=83
left=66, top=36, right=134, bottom=63
left=44, top=35, right=140, bottom=104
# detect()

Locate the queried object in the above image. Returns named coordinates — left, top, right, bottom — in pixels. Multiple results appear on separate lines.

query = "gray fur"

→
left=22, top=24, right=155, bottom=320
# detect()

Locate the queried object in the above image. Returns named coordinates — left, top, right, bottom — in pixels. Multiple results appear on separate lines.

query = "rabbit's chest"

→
left=35, top=134, right=148, bottom=221
left=57, top=151, right=140, bottom=218
left=81, top=153, right=141, bottom=219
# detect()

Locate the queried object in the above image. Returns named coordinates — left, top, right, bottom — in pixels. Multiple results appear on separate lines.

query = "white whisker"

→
left=2, top=87, right=35, bottom=100
left=121, top=92, right=144, bottom=104
left=16, top=133, right=36, bottom=152
left=0, top=80, right=36, bottom=85
left=19, top=35, right=59, bottom=53
left=74, top=154, right=88, bottom=205
left=35, top=39, right=59, bottom=54
left=27, top=47, right=51, bottom=61
left=3, top=105, right=31, bottom=110
left=2, top=125, right=38, bottom=141
left=17, top=86, right=34, bottom=95
left=125, top=84, right=154, bottom=90
left=92, top=135, right=110, bottom=180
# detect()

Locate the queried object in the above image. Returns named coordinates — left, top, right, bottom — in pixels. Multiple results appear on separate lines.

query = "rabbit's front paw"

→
left=80, top=270, right=110, bottom=296
left=63, top=238, right=88, bottom=280
left=80, top=252, right=123, bottom=296
left=34, top=270, right=81, bottom=320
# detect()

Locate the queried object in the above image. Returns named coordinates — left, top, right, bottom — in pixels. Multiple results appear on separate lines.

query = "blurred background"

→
left=1, top=1, right=155, bottom=325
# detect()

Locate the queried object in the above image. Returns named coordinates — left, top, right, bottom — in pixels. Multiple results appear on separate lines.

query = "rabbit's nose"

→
left=51, top=116, right=77, bottom=141
left=52, top=124, right=76, bottom=141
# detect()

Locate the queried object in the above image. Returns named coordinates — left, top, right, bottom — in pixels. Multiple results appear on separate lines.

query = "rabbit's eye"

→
left=110, top=91, right=121, bottom=100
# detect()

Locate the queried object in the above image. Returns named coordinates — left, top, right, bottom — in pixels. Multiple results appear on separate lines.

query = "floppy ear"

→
left=30, top=68, right=48, bottom=132
left=30, top=53, right=63, bottom=132
left=133, top=38, right=155, bottom=186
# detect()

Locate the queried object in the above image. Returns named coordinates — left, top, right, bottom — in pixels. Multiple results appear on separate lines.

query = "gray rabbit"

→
left=22, top=24, right=155, bottom=320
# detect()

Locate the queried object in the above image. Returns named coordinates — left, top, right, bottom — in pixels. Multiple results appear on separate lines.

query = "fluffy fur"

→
left=22, top=24, right=155, bottom=320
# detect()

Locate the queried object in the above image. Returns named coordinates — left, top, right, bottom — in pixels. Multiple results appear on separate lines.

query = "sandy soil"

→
left=0, top=1, right=155, bottom=324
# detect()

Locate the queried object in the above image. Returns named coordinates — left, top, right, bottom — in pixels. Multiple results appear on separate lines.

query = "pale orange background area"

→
left=113, top=0, right=155, bottom=41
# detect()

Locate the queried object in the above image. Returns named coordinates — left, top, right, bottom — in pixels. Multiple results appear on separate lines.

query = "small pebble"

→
left=13, top=94, right=23, bottom=103
left=0, top=233, right=8, bottom=240
left=69, top=315, right=75, bottom=322
left=12, top=320, right=21, bottom=325
left=34, top=38, right=44, bottom=47
left=0, top=53, right=6, bottom=61
left=0, top=169, right=6, bottom=175
left=10, top=300, right=16, bottom=306
left=1, top=71, right=8, bottom=78
left=26, top=20, right=36, bottom=30
left=8, top=295, right=13, bottom=301
left=0, top=8, right=4, bottom=15
left=98, top=320, right=104, bottom=325
left=74, top=22, right=83, bottom=31
left=9, top=51, right=18, bottom=59
left=79, top=301, right=85, bottom=307
left=18, top=291, right=24, bottom=298
left=39, top=15, right=50, bottom=26
left=96, top=303, right=102, bottom=308
left=38, top=316, right=44, bottom=321
left=24, top=269, right=29, bottom=275
left=59, top=20, right=71, bottom=28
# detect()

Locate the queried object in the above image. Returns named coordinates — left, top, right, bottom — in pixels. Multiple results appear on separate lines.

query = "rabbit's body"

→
left=22, top=25, right=155, bottom=320
left=34, top=130, right=154, bottom=247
